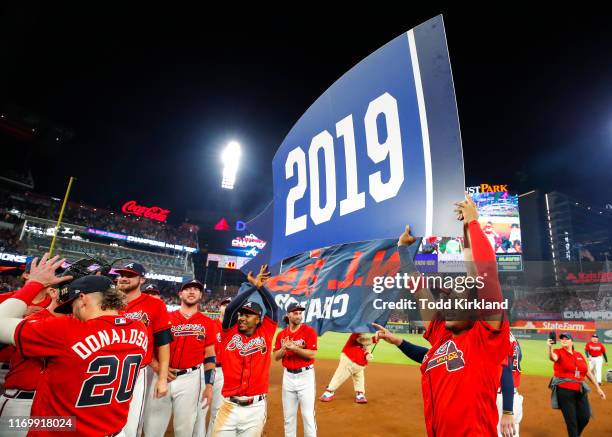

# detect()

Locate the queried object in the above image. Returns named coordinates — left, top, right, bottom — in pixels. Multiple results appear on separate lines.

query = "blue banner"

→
left=265, top=238, right=420, bottom=335
left=270, top=15, right=465, bottom=264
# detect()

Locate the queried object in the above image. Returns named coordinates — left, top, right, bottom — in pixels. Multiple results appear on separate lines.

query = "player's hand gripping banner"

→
left=266, top=15, right=465, bottom=265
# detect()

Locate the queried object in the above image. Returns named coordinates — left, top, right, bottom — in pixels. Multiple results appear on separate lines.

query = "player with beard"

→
left=144, top=279, right=216, bottom=437
left=115, top=262, right=172, bottom=437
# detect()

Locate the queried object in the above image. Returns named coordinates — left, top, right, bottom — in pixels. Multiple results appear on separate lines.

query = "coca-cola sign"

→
left=121, top=200, right=170, bottom=222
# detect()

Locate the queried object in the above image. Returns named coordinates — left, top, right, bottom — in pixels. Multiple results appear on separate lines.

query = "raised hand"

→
left=398, top=225, right=418, bottom=247
left=27, top=253, right=73, bottom=288
left=247, top=264, right=271, bottom=289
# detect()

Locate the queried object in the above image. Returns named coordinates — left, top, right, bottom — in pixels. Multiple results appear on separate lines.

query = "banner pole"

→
left=49, top=176, right=76, bottom=256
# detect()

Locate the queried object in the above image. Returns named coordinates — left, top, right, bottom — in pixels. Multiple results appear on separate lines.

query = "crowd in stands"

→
left=0, top=227, right=23, bottom=252
left=24, top=235, right=187, bottom=271
left=512, top=290, right=612, bottom=313
left=0, top=273, right=21, bottom=293
left=0, top=189, right=198, bottom=248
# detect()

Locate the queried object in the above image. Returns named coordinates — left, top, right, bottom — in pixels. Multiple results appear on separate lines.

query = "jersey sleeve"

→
left=274, top=331, right=283, bottom=352
left=152, top=300, right=172, bottom=347
left=423, top=317, right=448, bottom=346
left=261, top=315, right=278, bottom=338
left=307, top=327, right=318, bottom=350
left=14, top=316, right=73, bottom=358
left=471, top=318, right=510, bottom=365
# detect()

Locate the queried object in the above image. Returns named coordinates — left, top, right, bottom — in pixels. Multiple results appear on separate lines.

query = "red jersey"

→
left=420, top=318, right=510, bottom=437
left=4, top=309, right=54, bottom=391
left=342, top=333, right=377, bottom=366
left=169, top=311, right=216, bottom=369
left=585, top=342, right=606, bottom=358
left=553, top=348, right=589, bottom=391
left=14, top=314, right=148, bottom=437
left=214, top=318, right=223, bottom=366
left=220, top=316, right=277, bottom=397
left=123, top=293, right=172, bottom=366
left=274, top=324, right=318, bottom=370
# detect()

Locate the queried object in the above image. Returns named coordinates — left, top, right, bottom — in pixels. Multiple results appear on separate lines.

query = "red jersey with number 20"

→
left=169, top=311, right=216, bottom=369
left=274, top=324, right=317, bottom=370
left=220, top=316, right=277, bottom=397
left=14, top=315, right=148, bottom=437
left=420, top=318, right=510, bottom=437
left=123, top=293, right=171, bottom=366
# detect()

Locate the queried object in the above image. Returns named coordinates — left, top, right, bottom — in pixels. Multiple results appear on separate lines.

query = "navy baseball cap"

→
left=559, top=332, right=573, bottom=340
left=143, top=284, right=160, bottom=296
left=286, top=302, right=305, bottom=313
left=114, top=262, right=146, bottom=277
left=239, top=301, right=262, bottom=317
left=180, top=279, right=204, bottom=292
left=592, top=334, right=598, bottom=338
left=55, top=276, right=115, bottom=314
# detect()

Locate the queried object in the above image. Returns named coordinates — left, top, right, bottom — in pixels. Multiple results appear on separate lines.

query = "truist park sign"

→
left=121, top=200, right=170, bottom=222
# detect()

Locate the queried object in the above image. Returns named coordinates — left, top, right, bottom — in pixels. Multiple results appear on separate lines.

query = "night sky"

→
left=2, top=6, right=611, bottom=224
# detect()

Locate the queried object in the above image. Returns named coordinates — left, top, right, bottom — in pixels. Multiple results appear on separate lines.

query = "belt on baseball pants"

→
left=176, top=364, right=201, bottom=376
left=286, top=365, right=313, bottom=374
left=3, top=389, right=35, bottom=400
left=227, top=394, right=266, bottom=406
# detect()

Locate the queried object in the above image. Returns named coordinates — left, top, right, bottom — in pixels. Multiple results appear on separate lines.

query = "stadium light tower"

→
left=221, top=141, right=241, bottom=189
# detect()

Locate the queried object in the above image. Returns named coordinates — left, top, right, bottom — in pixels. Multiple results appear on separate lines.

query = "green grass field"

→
left=312, top=331, right=589, bottom=377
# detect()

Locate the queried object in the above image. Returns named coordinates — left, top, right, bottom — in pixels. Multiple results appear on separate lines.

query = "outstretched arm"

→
left=373, top=322, right=428, bottom=364
left=0, top=254, right=71, bottom=344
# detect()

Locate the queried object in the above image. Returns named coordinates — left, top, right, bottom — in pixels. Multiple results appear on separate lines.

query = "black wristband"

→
left=205, top=368, right=216, bottom=385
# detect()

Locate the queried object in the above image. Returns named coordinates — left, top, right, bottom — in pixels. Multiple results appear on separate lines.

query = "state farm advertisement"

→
left=512, top=320, right=596, bottom=341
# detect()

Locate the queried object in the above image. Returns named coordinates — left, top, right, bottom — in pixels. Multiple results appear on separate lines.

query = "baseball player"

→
left=393, top=197, right=510, bottom=436
left=0, top=262, right=53, bottom=391
left=274, top=303, right=318, bottom=437
left=319, top=333, right=376, bottom=404
left=0, top=285, right=63, bottom=437
left=371, top=322, right=520, bottom=437
left=143, top=284, right=163, bottom=300
left=0, top=291, right=16, bottom=390
left=212, top=265, right=279, bottom=437
left=143, top=279, right=216, bottom=437
left=116, top=262, right=172, bottom=437
left=207, top=297, right=231, bottom=437
left=585, top=334, right=608, bottom=385
left=0, top=254, right=149, bottom=436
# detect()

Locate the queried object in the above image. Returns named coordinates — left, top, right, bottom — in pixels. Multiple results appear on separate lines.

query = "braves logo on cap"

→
left=424, top=340, right=465, bottom=373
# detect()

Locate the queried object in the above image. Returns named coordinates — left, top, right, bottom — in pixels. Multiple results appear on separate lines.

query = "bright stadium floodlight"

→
left=221, top=141, right=241, bottom=189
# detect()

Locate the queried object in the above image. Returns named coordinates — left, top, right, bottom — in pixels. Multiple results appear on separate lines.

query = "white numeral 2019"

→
left=285, top=92, right=404, bottom=236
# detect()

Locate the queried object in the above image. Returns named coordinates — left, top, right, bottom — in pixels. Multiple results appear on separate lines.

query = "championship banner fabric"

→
left=265, top=238, right=420, bottom=335
left=270, top=15, right=465, bottom=264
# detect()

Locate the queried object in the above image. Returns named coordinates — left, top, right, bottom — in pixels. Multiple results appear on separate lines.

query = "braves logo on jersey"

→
left=124, top=310, right=150, bottom=327
left=424, top=340, right=465, bottom=373
left=226, top=334, right=267, bottom=356
left=171, top=323, right=206, bottom=340
left=290, top=338, right=306, bottom=348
